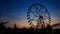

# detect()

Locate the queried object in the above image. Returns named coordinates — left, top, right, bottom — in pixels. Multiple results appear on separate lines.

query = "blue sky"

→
left=0, top=0, right=60, bottom=24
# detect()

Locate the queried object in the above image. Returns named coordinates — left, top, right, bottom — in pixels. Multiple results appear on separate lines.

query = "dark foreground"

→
left=0, top=27, right=60, bottom=34
left=0, top=22, right=60, bottom=34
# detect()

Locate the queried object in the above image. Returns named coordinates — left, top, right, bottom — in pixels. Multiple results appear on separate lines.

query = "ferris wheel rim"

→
left=27, top=3, right=51, bottom=25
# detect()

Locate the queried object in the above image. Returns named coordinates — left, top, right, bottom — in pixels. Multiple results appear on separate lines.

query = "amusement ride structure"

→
left=27, top=3, right=51, bottom=29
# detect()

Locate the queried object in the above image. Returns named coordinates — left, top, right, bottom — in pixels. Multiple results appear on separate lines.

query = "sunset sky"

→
left=0, top=0, right=60, bottom=28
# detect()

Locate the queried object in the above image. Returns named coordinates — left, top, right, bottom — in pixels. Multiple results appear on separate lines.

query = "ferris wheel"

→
left=27, top=3, right=51, bottom=28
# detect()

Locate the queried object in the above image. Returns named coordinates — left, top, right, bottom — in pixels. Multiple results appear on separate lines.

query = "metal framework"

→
left=27, top=3, right=51, bottom=28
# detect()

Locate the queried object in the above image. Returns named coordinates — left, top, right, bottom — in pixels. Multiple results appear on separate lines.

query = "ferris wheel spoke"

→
left=30, top=16, right=38, bottom=21
left=30, top=10, right=39, bottom=17
left=42, top=14, right=49, bottom=19
left=30, top=11, right=35, bottom=15
left=34, top=6, right=42, bottom=15
left=38, top=8, right=44, bottom=15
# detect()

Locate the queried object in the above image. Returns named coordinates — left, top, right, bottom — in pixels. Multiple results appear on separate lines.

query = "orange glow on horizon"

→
left=5, top=16, right=60, bottom=29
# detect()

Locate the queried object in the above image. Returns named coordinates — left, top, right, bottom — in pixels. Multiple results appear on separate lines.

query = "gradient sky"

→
left=0, top=0, right=60, bottom=28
